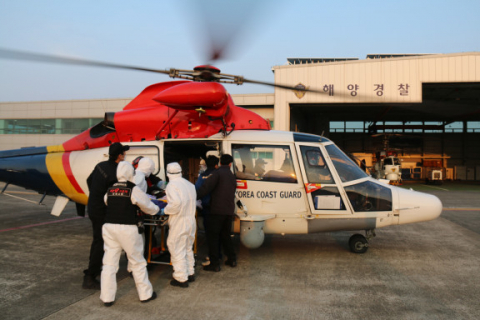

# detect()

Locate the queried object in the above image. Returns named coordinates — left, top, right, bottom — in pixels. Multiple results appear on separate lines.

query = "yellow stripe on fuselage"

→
left=47, top=145, right=65, bottom=153
left=45, top=146, right=88, bottom=205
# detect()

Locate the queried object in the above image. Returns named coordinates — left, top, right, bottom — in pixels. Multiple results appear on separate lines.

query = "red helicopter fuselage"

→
left=63, top=80, right=270, bottom=152
left=0, top=80, right=270, bottom=202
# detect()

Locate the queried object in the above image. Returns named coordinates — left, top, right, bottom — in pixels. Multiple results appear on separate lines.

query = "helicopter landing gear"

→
left=349, top=229, right=376, bottom=254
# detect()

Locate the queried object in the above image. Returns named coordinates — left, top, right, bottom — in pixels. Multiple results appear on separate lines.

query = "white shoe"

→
left=201, top=257, right=210, bottom=266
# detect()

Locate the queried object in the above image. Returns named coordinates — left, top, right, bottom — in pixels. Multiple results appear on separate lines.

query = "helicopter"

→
left=369, top=133, right=404, bottom=185
left=373, top=152, right=402, bottom=185
left=0, top=48, right=443, bottom=254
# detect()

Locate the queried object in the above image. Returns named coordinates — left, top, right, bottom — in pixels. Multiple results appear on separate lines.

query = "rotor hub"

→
left=193, top=65, right=221, bottom=73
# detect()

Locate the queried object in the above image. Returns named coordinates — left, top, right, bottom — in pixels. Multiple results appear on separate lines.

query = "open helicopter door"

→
left=294, top=142, right=353, bottom=218
left=135, top=141, right=223, bottom=265
left=162, top=140, right=222, bottom=183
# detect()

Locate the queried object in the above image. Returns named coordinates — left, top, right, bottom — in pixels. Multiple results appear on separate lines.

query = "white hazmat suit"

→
left=164, top=162, right=197, bottom=283
left=134, top=157, right=166, bottom=193
left=134, top=157, right=155, bottom=193
left=128, top=157, right=156, bottom=274
left=100, top=161, right=159, bottom=304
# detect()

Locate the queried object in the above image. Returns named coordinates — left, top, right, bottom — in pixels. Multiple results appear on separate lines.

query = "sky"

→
left=0, top=0, right=479, bottom=102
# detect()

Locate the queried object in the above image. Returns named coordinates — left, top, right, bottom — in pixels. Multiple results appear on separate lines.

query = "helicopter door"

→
left=124, top=145, right=162, bottom=176
left=295, top=143, right=350, bottom=215
left=163, top=141, right=222, bottom=184
left=231, top=143, right=306, bottom=218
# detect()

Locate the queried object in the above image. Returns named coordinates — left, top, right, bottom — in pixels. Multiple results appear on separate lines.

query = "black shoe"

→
left=188, top=275, right=195, bottom=282
left=224, top=259, right=237, bottom=267
left=170, top=279, right=189, bottom=288
left=82, top=275, right=100, bottom=290
left=203, top=264, right=221, bottom=272
left=141, top=291, right=157, bottom=303
left=104, top=301, right=114, bottom=307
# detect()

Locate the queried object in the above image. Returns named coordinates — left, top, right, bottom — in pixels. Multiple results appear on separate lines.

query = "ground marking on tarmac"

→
left=1, top=192, right=42, bottom=204
left=443, top=208, right=480, bottom=211
left=2, top=190, right=38, bottom=195
left=423, top=185, right=449, bottom=191
left=0, top=216, right=84, bottom=233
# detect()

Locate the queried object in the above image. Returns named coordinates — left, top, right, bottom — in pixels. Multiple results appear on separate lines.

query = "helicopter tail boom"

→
left=0, top=146, right=88, bottom=204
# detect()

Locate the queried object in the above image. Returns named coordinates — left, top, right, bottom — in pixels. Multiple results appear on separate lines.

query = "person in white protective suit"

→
left=129, top=156, right=166, bottom=273
left=134, top=157, right=166, bottom=193
left=127, top=157, right=157, bottom=274
left=100, top=161, right=160, bottom=307
left=134, top=157, right=155, bottom=193
left=164, top=162, right=197, bottom=288
left=125, top=157, right=155, bottom=275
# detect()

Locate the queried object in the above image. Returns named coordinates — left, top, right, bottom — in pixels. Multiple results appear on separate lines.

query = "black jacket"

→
left=196, top=165, right=236, bottom=215
left=86, top=159, right=118, bottom=218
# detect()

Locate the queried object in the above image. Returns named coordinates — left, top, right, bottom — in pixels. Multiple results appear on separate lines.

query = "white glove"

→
left=196, top=200, right=203, bottom=209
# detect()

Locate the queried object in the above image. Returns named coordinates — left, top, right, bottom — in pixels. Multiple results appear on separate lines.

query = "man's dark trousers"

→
left=207, top=214, right=235, bottom=267
left=85, top=215, right=104, bottom=277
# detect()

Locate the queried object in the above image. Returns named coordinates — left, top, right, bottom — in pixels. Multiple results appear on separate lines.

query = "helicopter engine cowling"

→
left=153, top=82, right=228, bottom=118
left=240, top=220, right=266, bottom=249
left=55, top=80, right=270, bottom=150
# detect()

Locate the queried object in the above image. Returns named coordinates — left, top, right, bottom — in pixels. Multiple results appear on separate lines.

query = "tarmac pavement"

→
left=1, top=182, right=479, bottom=320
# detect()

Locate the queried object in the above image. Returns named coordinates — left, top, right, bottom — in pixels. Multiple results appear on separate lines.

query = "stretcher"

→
left=143, top=213, right=198, bottom=265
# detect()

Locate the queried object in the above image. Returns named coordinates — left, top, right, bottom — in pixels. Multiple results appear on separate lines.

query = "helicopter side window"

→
left=310, top=187, right=346, bottom=210
left=300, top=146, right=333, bottom=184
left=344, top=181, right=392, bottom=212
left=232, top=144, right=297, bottom=183
left=383, top=158, right=393, bottom=165
left=325, top=145, right=369, bottom=183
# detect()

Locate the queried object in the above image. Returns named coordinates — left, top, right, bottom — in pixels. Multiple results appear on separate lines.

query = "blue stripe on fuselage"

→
left=0, top=147, right=62, bottom=195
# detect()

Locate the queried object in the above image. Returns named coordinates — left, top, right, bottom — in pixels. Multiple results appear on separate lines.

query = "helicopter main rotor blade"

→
left=0, top=48, right=358, bottom=96
left=242, top=78, right=327, bottom=94
left=0, top=48, right=171, bottom=75
left=186, top=0, right=274, bottom=63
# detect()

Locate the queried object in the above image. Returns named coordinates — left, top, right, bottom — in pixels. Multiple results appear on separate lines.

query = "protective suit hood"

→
left=137, top=158, right=155, bottom=177
left=167, top=162, right=182, bottom=181
left=117, top=161, right=135, bottom=183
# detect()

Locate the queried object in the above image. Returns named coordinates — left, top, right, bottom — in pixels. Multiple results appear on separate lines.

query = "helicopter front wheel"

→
left=349, top=234, right=369, bottom=254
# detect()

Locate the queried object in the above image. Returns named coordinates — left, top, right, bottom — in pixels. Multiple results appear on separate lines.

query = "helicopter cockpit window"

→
left=383, top=158, right=393, bottom=165
left=232, top=144, right=297, bottom=183
left=306, top=150, right=326, bottom=166
left=300, top=146, right=333, bottom=184
left=325, top=144, right=369, bottom=183
left=344, top=181, right=392, bottom=212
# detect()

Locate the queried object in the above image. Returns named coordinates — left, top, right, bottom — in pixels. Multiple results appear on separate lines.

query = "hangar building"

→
left=273, top=52, right=480, bottom=180
left=0, top=52, right=479, bottom=180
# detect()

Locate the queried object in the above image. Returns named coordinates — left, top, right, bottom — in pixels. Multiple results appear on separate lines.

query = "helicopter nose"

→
left=395, top=187, right=443, bottom=225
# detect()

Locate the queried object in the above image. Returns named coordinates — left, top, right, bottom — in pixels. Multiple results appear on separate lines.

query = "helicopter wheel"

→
left=349, top=234, right=369, bottom=254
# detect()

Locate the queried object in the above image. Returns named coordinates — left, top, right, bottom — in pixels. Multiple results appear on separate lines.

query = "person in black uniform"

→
left=196, top=154, right=237, bottom=272
left=195, top=155, right=221, bottom=266
left=82, top=142, right=129, bottom=290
